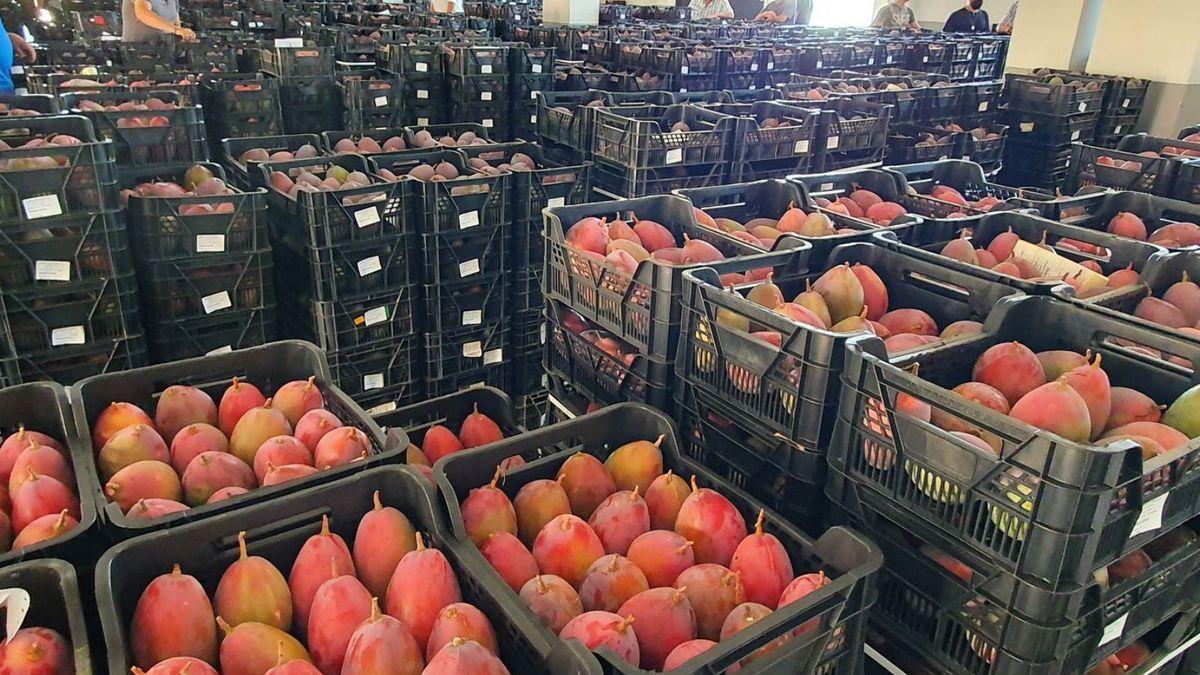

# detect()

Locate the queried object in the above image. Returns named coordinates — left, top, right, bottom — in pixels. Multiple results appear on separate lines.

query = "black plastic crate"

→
left=962, top=122, right=1009, bottom=167
left=401, top=153, right=509, bottom=234
left=96, top=465, right=595, bottom=675
left=283, top=283, right=418, bottom=353
left=1095, top=112, right=1140, bottom=147
left=677, top=383, right=826, bottom=530
left=885, top=123, right=966, bottom=165
left=322, top=127, right=411, bottom=156
left=592, top=104, right=737, bottom=169
left=1005, top=73, right=1107, bottom=115
left=0, top=273, right=140, bottom=358
left=354, top=377, right=424, bottom=416
left=1105, top=76, right=1151, bottom=114
left=1067, top=143, right=1180, bottom=197
left=376, top=41, right=444, bottom=75
left=117, top=40, right=174, bottom=73
left=509, top=43, right=556, bottom=75
left=424, top=321, right=508, bottom=380
left=1004, top=109, right=1098, bottom=147
left=812, top=99, right=892, bottom=159
left=0, top=559, right=93, bottom=668
left=829, top=294, right=1200, bottom=590
left=513, top=388, right=549, bottom=428
left=123, top=162, right=268, bottom=261
left=403, top=82, right=448, bottom=125
left=0, top=384, right=97, bottom=566
left=137, top=249, right=273, bottom=323
left=905, top=41, right=950, bottom=72
left=444, top=43, right=510, bottom=77
left=0, top=114, right=119, bottom=223
left=274, top=233, right=416, bottom=303
left=259, top=45, right=333, bottom=77
left=513, top=266, right=543, bottom=314
left=71, top=340, right=393, bottom=534
left=184, top=43, right=238, bottom=73
left=200, top=73, right=281, bottom=119
left=885, top=159, right=1059, bottom=217
left=427, top=361, right=512, bottom=398
left=460, top=141, right=593, bottom=228
left=277, top=76, right=340, bottom=134
left=544, top=299, right=671, bottom=409
left=961, top=79, right=1004, bottom=118
left=375, top=384, right=522, bottom=442
left=1053, top=190, right=1200, bottom=248
left=256, top=153, right=406, bottom=249
left=0, top=93, right=60, bottom=116
left=328, top=334, right=419, bottom=402
left=679, top=241, right=1019, bottom=453
left=425, top=273, right=509, bottom=335
left=544, top=195, right=806, bottom=358
left=725, top=100, right=823, bottom=165
left=535, top=89, right=611, bottom=154
left=0, top=209, right=132, bottom=291
left=220, top=133, right=324, bottom=190
left=61, top=90, right=208, bottom=169
left=145, top=305, right=275, bottom=363
left=337, top=75, right=404, bottom=131
left=437, top=402, right=883, bottom=675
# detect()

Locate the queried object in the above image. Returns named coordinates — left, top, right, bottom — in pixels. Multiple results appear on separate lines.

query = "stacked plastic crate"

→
left=1000, top=72, right=1105, bottom=190
left=508, top=43, right=555, bottom=144
left=121, top=162, right=273, bottom=362
left=258, top=153, right=414, bottom=414
left=0, top=114, right=146, bottom=384
left=259, top=45, right=339, bottom=134
left=446, top=43, right=512, bottom=141
left=1095, top=74, right=1152, bottom=147
left=376, top=42, right=447, bottom=127
left=199, top=73, right=283, bottom=160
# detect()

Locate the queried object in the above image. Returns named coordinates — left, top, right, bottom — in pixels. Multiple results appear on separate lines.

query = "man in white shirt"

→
left=431, top=0, right=460, bottom=12
left=690, top=0, right=735, bottom=20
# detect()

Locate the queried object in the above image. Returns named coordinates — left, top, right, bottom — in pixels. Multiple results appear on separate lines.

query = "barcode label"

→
left=1078, top=102, right=1088, bottom=113
left=820, top=182, right=834, bottom=191
left=459, top=259, right=481, bottom=277
left=363, top=306, right=388, bottom=326
left=978, top=101, right=989, bottom=112
left=374, top=96, right=388, bottom=107
left=482, top=119, right=494, bottom=128
left=540, top=322, right=547, bottom=344
left=1114, top=126, right=1123, bottom=134
left=1020, top=122, right=1035, bottom=132
left=868, top=57, right=875, bottom=65
left=816, top=60, right=823, bottom=67
left=1130, top=492, right=1168, bottom=537
left=363, top=373, right=384, bottom=390
left=680, top=65, right=689, bottom=74
left=355, top=206, right=381, bottom=228
left=530, top=91, right=537, bottom=100
left=202, top=291, right=232, bottom=314
left=367, top=401, right=397, bottom=415
left=1101, top=613, right=1128, bottom=645
left=532, top=64, right=542, bottom=73
left=1071, top=130, right=1081, bottom=141
left=548, top=197, right=566, bottom=208
left=22, top=195, right=62, bottom=220
left=462, top=310, right=482, bottom=326
left=357, top=256, right=382, bottom=277
left=416, top=62, right=428, bottom=72
left=921, top=56, right=927, bottom=63
left=51, top=325, right=85, bottom=346
left=484, top=348, right=503, bottom=365
left=665, top=148, right=683, bottom=164
left=459, top=211, right=480, bottom=229
left=206, top=345, right=233, bottom=355
left=418, top=117, right=429, bottom=126
left=750, top=62, right=758, bottom=71
left=481, top=64, right=493, bottom=74
left=581, top=43, right=589, bottom=51
left=481, top=91, right=492, bottom=101
left=196, top=234, right=225, bottom=253
left=34, top=260, right=70, bottom=282
left=463, top=341, right=483, bottom=358
left=1123, top=98, right=1131, bottom=108
left=417, top=89, right=429, bottom=99
left=827, top=136, right=840, bottom=150
left=530, top=114, right=538, bottom=124
left=794, top=140, right=810, bottom=153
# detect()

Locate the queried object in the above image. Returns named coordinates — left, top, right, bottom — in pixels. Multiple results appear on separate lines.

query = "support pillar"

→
left=544, top=0, right=600, bottom=26
left=1004, top=0, right=1105, bottom=73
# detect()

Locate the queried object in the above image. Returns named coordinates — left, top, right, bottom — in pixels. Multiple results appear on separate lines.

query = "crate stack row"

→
left=0, top=113, right=147, bottom=385
left=259, top=45, right=340, bottom=134
left=1093, top=73, right=1152, bottom=147
left=999, top=72, right=1106, bottom=190
left=199, top=73, right=284, bottom=158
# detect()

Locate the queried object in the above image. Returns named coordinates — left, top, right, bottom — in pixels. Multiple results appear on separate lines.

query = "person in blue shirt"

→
left=0, top=17, right=36, bottom=94
left=943, top=0, right=990, bottom=33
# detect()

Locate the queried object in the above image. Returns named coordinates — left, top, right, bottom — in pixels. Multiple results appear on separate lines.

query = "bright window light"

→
left=810, top=0, right=874, bottom=27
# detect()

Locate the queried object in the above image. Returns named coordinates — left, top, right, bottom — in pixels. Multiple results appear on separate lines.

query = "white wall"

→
left=1086, top=0, right=1200, bottom=85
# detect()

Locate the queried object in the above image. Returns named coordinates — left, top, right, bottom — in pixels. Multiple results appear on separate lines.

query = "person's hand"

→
left=9, top=33, right=35, bottom=63
left=176, top=26, right=196, bottom=41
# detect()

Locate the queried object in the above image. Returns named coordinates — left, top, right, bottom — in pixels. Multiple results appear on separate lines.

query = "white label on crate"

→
left=481, top=92, right=493, bottom=101
left=462, top=309, right=482, bottom=326
left=207, top=345, right=233, bottom=355
left=939, top=155, right=949, bottom=161
left=417, top=89, right=429, bottom=99
left=1130, top=492, right=1169, bottom=537
left=530, top=114, right=538, bottom=124
left=0, top=589, right=31, bottom=642
left=530, top=91, right=538, bottom=100
left=548, top=197, right=566, bottom=208
left=459, top=258, right=481, bottom=277
left=363, top=305, right=388, bottom=326
left=276, top=38, right=303, bottom=48
left=1100, top=613, right=1128, bottom=645
left=680, top=88, right=688, bottom=93
left=963, top=155, right=971, bottom=161
left=463, top=340, right=483, bottom=358
left=202, top=291, right=232, bottom=314
left=483, top=118, right=494, bottom=128
left=9, top=65, right=22, bottom=75
left=868, top=57, right=875, bottom=65
left=1071, top=130, right=1081, bottom=141
left=665, top=148, right=683, bottom=165
left=357, top=255, right=382, bottom=277
left=827, top=135, right=840, bottom=150
left=532, top=64, right=543, bottom=73
left=367, top=401, right=397, bottom=415
left=767, top=60, right=775, bottom=70
left=581, top=43, right=589, bottom=51
left=355, top=206, right=381, bottom=228
left=794, top=140, right=810, bottom=154
left=418, top=117, right=429, bottom=126
left=819, top=182, right=834, bottom=192
left=363, top=373, right=384, bottom=390
left=230, top=20, right=239, bottom=26
left=921, top=56, right=928, bottom=63
left=481, top=64, right=493, bottom=74
left=816, top=60, right=823, bottom=68
left=1078, top=101, right=1088, bottom=113
left=540, top=322, right=547, bottom=344
left=196, top=234, right=226, bottom=253
left=374, top=96, right=389, bottom=107
left=978, top=101, right=989, bottom=112
left=459, top=210, right=480, bottom=229
left=50, top=325, right=85, bottom=347
left=34, top=260, right=70, bottom=282
left=751, top=62, right=758, bottom=72
left=1020, top=122, right=1035, bottom=132
left=680, top=65, right=689, bottom=74
left=1123, top=98, right=1132, bottom=108
left=1114, top=126, right=1123, bottom=134
left=416, top=62, right=429, bottom=73
left=484, top=348, right=503, bottom=365
left=22, top=194, right=62, bottom=220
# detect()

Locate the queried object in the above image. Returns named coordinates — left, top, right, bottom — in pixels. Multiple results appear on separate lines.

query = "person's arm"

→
left=8, top=32, right=34, bottom=62
left=714, top=0, right=735, bottom=19
left=998, top=1, right=1017, bottom=33
left=132, top=0, right=194, bottom=39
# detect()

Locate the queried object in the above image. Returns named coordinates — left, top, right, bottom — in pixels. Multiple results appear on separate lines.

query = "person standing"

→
left=998, top=1, right=1019, bottom=33
left=430, top=0, right=461, bottom=12
left=690, top=0, right=735, bottom=20
left=755, top=0, right=804, bottom=23
left=943, top=0, right=989, bottom=32
left=122, top=0, right=195, bottom=42
left=872, top=0, right=921, bottom=31
left=0, top=17, right=34, bottom=95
